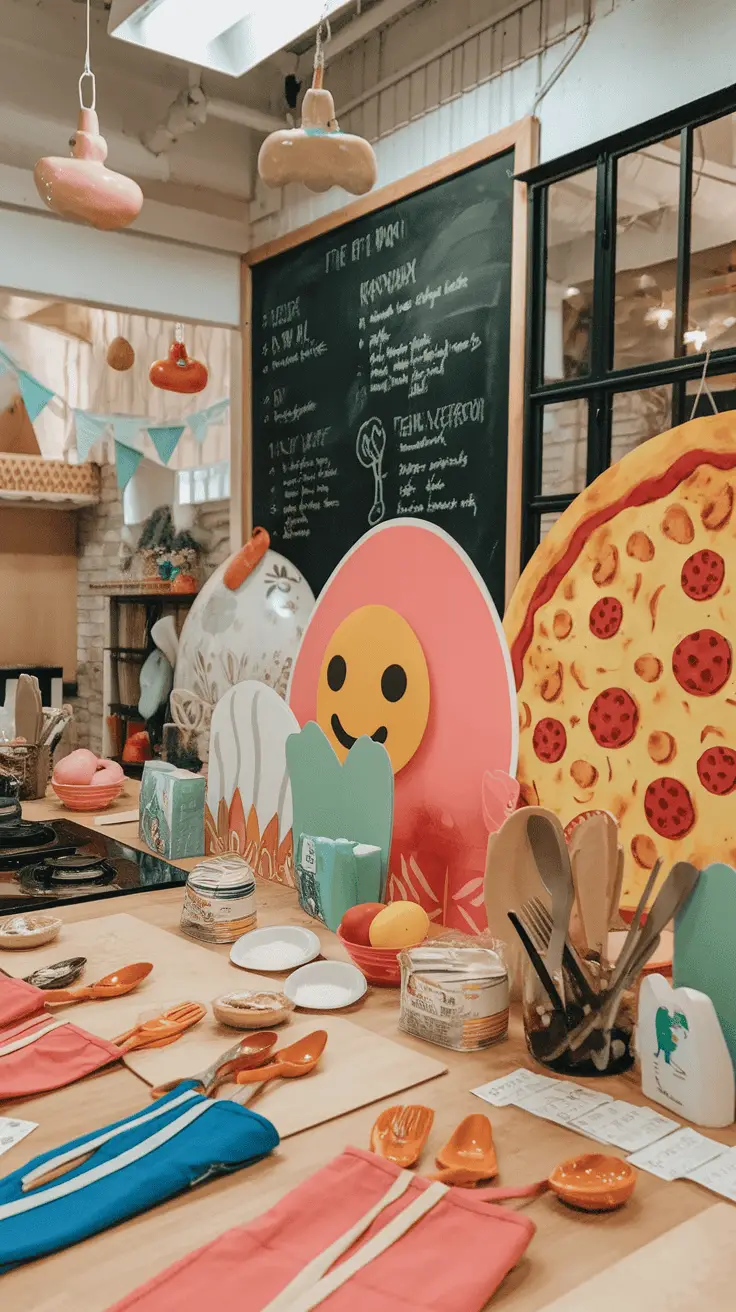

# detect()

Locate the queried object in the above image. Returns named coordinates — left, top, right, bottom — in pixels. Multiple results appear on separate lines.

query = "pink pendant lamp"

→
left=34, top=0, right=143, bottom=231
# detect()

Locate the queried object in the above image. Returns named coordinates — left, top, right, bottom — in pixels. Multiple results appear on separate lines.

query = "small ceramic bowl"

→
left=0, top=912, right=62, bottom=949
left=52, top=779, right=124, bottom=811
left=213, top=990, right=294, bottom=1029
left=548, top=1153, right=637, bottom=1211
left=337, top=927, right=401, bottom=987
left=285, top=960, right=367, bottom=1010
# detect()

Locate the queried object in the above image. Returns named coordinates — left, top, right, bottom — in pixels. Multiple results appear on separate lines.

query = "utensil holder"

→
left=0, top=745, right=51, bottom=800
left=521, top=957, right=635, bottom=1077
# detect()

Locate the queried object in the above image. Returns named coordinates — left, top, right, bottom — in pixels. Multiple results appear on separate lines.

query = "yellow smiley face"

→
left=316, top=605, right=430, bottom=774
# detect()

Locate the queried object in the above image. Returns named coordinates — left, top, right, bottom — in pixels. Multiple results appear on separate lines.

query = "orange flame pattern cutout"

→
left=204, top=788, right=294, bottom=887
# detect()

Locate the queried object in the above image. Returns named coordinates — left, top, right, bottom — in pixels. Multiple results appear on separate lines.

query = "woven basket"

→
left=0, top=745, right=52, bottom=800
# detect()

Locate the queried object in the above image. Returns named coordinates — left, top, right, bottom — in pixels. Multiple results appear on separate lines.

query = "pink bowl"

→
left=337, top=926, right=402, bottom=987
left=52, top=779, right=124, bottom=811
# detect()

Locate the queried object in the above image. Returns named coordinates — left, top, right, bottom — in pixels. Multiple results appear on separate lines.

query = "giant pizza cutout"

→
left=504, top=413, right=736, bottom=909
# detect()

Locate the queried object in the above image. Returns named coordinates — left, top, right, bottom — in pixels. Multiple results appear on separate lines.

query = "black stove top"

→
left=0, top=817, right=188, bottom=913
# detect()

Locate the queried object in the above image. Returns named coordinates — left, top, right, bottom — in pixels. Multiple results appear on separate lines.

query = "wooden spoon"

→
left=149, top=1032, right=280, bottom=1100
left=370, top=1104, right=434, bottom=1168
left=113, top=1002, right=206, bottom=1053
left=548, top=1153, right=636, bottom=1211
left=429, top=1114, right=497, bottom=1185
left=42, top=961, right=153, bottom=1004
left=234, top=1030, right=328, bottom=1084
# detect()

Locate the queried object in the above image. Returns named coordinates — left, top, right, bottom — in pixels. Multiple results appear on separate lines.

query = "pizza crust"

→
left=504, top=413, right=736, bottom=906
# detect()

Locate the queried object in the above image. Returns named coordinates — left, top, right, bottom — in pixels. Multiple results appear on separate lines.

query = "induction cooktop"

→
left=0, top=816, right=188, bottom=913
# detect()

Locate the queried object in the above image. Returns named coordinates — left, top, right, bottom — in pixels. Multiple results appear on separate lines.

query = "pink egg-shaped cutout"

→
left=92, top=761, right=125, bottom=786
left=53, top=748, right=99, bottom=786
left=288, top=519, right=518, bottom=933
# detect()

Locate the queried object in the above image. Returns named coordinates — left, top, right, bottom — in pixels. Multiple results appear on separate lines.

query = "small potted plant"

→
left=136, top=509, right=202, bottom=590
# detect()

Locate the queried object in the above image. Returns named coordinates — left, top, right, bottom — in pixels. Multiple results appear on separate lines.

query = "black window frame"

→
left=520, top=82, right=736, bottom=568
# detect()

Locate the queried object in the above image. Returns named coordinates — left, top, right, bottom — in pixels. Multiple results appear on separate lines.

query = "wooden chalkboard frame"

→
left=241, top=115, right=538, bottom=603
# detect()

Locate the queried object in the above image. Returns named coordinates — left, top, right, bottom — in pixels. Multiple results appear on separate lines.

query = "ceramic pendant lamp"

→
left=258, top=19, right=377, bottom=197
left=149, top=323, right=209, bottom=395
left=34, top=0, right=143, bottom=231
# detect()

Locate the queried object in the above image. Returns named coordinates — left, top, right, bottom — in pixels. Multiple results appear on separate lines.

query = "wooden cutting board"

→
left=536, top=1205, right=736, bottom=1311
left=1, top=913, right=447, bottom=1133
left=0, top=911, right=276, bottom=1043
left=127, top=1014, right=447, bottom=1139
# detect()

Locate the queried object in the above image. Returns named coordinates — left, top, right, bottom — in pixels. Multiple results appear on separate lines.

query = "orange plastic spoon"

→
left=42, top=962, right=153, bottom=1005
left=370, top=1105, right=434, bottom=1168
left=113, top=1002, right=206, bottom=1054
left=429, top=1114, right=498, bottom=1185
left=234, top=1030, right=327, bottom=1084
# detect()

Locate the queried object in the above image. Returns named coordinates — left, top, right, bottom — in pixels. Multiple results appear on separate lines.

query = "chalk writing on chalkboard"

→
left=251, top=151, right=513, bottom=606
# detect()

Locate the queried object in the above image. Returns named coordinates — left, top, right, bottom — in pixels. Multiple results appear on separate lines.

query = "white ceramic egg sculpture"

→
left=173, top=545, right=315, bottom=762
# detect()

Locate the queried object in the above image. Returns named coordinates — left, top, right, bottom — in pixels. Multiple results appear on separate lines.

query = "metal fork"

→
left=520, top=898, right=600, bottom=1010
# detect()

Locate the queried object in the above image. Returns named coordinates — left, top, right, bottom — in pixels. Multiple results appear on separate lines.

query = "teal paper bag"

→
left=286, top=722, right=394, bottom=900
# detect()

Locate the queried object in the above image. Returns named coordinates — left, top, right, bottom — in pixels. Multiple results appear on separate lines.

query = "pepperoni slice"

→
left=697, top=745, right=736, bottom=796
left=589, top=596, right=623, bottom=639
left=681, top=549, right=725, bottom=601
left=588, top=688, right=639, bottom=749
left=672, top=629, right=732, bottom=696
left=532, top=718, right=567, bottom=763
left=644, top=777, right=696, bottom=840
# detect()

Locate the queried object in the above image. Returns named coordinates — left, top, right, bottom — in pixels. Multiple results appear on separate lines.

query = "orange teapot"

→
left=150, top=328, right=208, bottom=395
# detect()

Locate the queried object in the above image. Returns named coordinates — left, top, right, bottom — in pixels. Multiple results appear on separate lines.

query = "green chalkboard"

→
left=250, top=149, right=514, bottom=609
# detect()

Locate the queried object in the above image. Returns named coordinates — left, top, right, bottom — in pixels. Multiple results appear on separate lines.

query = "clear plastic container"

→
left=180, top=855, right=257, bottom=944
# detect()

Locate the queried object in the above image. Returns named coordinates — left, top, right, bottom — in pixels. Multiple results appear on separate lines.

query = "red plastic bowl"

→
left=51, top=780, right=124, bottom=811
left=337, top=926, right=402, bottom=987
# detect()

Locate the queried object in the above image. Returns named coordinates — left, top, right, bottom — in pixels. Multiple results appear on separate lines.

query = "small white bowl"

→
left=0, top=913, right=62, bottom=950
left=230, top=925, right=321, bottom=973
left=284, top=960, right=367, bottom=1010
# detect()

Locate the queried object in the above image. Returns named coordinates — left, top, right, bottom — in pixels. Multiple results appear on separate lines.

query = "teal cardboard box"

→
left=139, top=761, right=205, bottom=860
left=295, top=834, right=382, bottom=932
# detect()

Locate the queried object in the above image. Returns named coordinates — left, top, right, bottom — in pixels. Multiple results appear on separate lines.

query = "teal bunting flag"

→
left=114, top=439, right=144, bottom=489
left=147, top=423, right=185, bottom=465
left=188, top=398, right=230, bottom=443
left=0, top=336, right=229, bottom=466
left=18, top=370, right=55, bottom=423
left=74, top=410, right=110, bottom=461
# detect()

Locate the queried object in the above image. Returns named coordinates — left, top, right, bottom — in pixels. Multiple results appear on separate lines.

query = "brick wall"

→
left=74, top=465, right=231, bottom=753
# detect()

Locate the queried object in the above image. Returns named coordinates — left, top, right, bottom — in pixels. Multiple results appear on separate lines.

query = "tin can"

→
left=399, top=943, right=509, bottom=1051
left=180, top=855, right=257, bottom=944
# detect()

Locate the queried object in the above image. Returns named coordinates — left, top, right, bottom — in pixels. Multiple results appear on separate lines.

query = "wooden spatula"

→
left=14, top=674, right=42, bottom=744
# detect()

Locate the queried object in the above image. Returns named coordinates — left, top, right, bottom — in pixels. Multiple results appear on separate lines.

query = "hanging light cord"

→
left=78, top=0, right=96, bottom=111
left=313, top=10, right=332, bottom=88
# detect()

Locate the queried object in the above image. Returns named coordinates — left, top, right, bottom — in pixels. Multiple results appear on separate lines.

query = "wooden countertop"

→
left=4, top=791, right=735, bottom=1310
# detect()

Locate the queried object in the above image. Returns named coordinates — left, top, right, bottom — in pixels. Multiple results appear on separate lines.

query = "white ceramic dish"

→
left=230, top=925, right=321, bottom=973
left=0, top=913, right=62, bottom=949
left=284, top=960, right=367, bottom=1010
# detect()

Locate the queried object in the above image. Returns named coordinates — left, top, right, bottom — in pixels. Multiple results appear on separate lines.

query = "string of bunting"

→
left=0, top=344, right=230, bottom=489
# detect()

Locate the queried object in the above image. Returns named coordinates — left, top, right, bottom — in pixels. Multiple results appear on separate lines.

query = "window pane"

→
left=544, top=169, right=596, bottom=381
left=540, top=510, right=563, bottom=540
left=688, top=115, right=736, bottom=356
left=611, top=386, right=673, bottom=463
left=614, top=136, right=681, bottom=369
left=685, top=371, right=736, bottom=416
left=541, top=399, right=588, bottom=495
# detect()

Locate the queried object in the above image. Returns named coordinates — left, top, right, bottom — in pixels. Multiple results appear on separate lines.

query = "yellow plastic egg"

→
left=368, top=901, right=430, bottom=949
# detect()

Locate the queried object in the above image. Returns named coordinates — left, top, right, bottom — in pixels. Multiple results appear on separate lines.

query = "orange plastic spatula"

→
left=430, top=1114, right=498, bottom=1185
